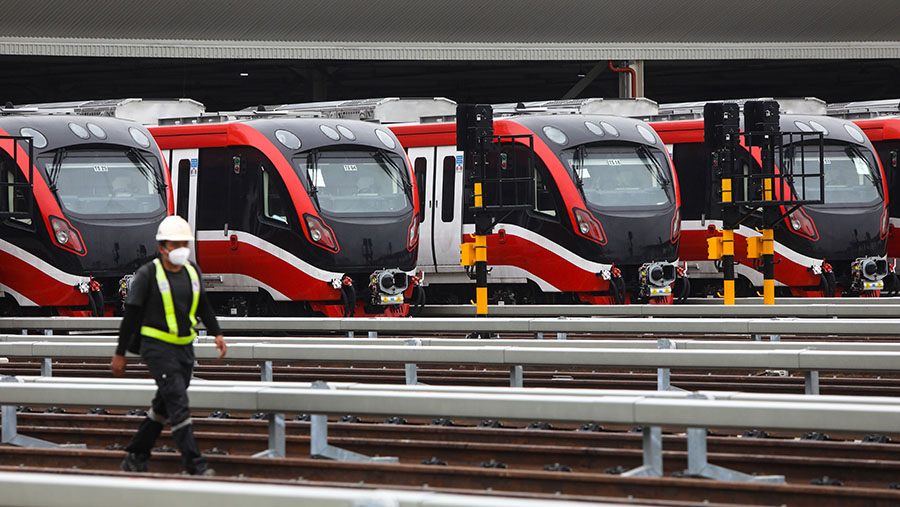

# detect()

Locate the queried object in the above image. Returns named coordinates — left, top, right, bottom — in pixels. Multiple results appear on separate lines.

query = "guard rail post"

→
left=252, top=413, right=286, bottom=459
left=40, top=358, right=52, bottom=377
left=404, top=339, right=421, bottom=385
left=260, top=361, right=273, bottom=382
left=308, top=381, right=397, bottom=463
left=1, top=375, right=84, bottom=449
left=655, top=339, right=684, bottom=392
left=621, top=426, right=662, bottom=477
left=509, top=365, right=523, bottom=388
left=684, top=394, right=783, bottom=483
left=804, top=370, right=820, bottom=395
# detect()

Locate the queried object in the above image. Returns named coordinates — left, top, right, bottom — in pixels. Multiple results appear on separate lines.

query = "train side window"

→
left=533, top=164, right=558, bottom=218
left=441, top=156, right=455, bottom=222
left=261, top=165, right=289, bottom=225
left=414, top=157, right=426, bottom=223
left=0, top=153, right=32, bottom=225
left=176, top=159, right=190, bottom=220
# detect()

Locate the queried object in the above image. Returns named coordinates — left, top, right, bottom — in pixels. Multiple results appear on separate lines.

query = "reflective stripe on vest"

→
left=140, top=258, right=200, bottom=346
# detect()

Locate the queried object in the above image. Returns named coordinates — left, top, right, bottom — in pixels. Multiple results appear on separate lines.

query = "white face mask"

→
left=166, top=247, right=191, bottom=266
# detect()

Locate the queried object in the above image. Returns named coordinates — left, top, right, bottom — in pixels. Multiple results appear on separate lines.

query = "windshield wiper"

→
left=639, top=147, right=670, bottom=190
left=128, top=148, right=166, bottom=196
left=572, top=146, right=585, bottom=193
left=47, top=149, right=65, bottom=193
left=305, top=154, right=321, bottom=208
left=374, top=151, right=412, bottom=198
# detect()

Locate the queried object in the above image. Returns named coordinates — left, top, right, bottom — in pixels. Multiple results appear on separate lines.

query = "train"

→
left=0, top=100, right=181, bottom=316
left=827, top=99, right=900, bottom=271
left=651, top=98, right=890, bottom=297
left=149, top=99, right=429, bottom=317
left=376, top=97, right=684, bottom=305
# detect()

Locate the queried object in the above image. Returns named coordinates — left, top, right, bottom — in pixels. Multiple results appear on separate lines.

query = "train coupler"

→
left=639, top=262, right=677, bottom=299
left=850, top=257, right=888, bottom=292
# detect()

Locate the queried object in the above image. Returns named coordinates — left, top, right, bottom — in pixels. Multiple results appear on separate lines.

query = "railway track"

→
left=2, top=445, right=899, bottom=506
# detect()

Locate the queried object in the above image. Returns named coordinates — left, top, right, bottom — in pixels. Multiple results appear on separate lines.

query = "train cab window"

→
left=0, top=152, right=32, bottom=224
left=40, top=149, right=165, bottom=216
left=441, top=156, right=455, bottom=222
left=261, top=165, right=289, bottom=225
left=534, top=164, right=558, bottom=218
left=414, top=157, right=427, bottom=223
left=785, top=143, right=881, bottom=205
left=564, top=143, right=672, bottom=208
left=297, top=149, right=412, bottom=215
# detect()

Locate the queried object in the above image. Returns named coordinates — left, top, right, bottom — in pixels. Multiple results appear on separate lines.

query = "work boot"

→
left=189, top=466, right=215, bottom=476
left=120, top=452, right=149, bottom=472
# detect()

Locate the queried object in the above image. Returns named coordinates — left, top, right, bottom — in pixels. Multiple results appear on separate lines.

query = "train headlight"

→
left=786, top=209, right=819, bottom=241
left=303, top=214, right=339, bottom=252
left=573, top=208, right=606, bottom=244
left=49, top=216, right=85, bottom=255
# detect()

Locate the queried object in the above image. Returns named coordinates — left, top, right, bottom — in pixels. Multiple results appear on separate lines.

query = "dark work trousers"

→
left=125, top=338, right=207, bottom=474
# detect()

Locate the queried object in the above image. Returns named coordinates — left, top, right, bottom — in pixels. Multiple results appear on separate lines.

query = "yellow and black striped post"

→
left=473, top=182, right=489, bottom=316
left=721, top=178, right=735, bottom=305
left=761, top=177, right=775, bottom=305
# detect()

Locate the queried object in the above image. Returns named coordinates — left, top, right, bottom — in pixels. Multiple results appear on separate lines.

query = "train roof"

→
left=652, top=98, right=827, bottom=121
left=0, top=113, right=159, bottom=152
left=10, top=98, right=205, bottom=126
left=492, top=98, right=659, bottom=118
left=827, top=99, right=900, bottom=119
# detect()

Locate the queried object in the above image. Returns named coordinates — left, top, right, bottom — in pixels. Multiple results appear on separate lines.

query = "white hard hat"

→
left=156, top=215, right=194, bottom=242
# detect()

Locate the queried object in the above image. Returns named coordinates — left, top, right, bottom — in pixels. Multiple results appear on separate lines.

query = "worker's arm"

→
left=111, top=304, right=142, bottom=376
left=197, top=292, right=227, bottom=359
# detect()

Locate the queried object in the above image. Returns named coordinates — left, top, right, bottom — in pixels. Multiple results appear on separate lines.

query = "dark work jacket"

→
left=116, top=258, right=221, bottom=356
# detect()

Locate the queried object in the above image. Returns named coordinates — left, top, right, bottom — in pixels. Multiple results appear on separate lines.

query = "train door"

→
left=431, top=146, right=465, bottom=270
left=407, top=147, right=436, bottom=271
left=168, top=148, right=199, bottom=248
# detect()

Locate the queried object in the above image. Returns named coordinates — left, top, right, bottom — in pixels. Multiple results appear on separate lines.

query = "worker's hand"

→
left=110, top=354, right=127, bottom=377
left=215, top=334, right=227, bottom=359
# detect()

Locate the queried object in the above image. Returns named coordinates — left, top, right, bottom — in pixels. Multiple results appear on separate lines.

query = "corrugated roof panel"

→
left=0, top=1, right=898, bottom=59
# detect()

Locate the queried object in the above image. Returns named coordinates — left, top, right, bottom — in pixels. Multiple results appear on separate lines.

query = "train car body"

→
left=828, top=99, right=900, bottom=263
left=150, top=107, right=422, bottom=317
left=389, top=98, right=682, bottom=305
left=0, top=107, right=174, bottom=315
left=652, top=99, right=889, bottom=297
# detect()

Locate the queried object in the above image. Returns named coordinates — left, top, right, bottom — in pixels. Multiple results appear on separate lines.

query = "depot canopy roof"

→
left=2, top=0, right=899, bottom=60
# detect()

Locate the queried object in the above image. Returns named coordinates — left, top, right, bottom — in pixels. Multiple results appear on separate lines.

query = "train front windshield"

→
left=785, top=143, right=882, bottom=205
left=297, top=149, right=412, bottom=214
left=563, top=144, right=673, bottom=208
left=42, top=149, right=166, bottom=215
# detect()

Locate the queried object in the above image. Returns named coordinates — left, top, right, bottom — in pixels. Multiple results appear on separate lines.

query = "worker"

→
left=109, top=215, right=227, bottom=476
